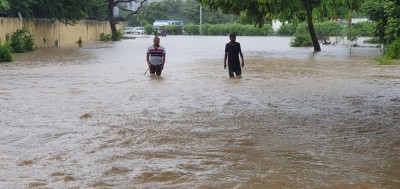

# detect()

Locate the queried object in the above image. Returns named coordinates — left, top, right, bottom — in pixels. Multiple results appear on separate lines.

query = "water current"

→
left=1, top=36, right=399, bottom=188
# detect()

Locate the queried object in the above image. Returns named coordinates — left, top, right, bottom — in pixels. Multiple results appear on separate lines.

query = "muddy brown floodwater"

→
left=0, top=36, right=399, bottom=188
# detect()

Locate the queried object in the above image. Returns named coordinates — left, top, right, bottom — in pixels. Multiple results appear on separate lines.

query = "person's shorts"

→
left=150, top=64, right=163, bottom=76
left=228, top=62, right=241, bottom=77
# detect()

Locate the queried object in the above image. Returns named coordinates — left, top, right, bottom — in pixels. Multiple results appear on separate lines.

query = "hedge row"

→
left=278, top=21, right=376, bottom=37
left=144, top=23, right=274, bottom=36
left=143, top=21, right=375, bottom=37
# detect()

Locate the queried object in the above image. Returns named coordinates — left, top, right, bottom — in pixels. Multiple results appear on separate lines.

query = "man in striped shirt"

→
left=146, top=36, right=166, bottom=76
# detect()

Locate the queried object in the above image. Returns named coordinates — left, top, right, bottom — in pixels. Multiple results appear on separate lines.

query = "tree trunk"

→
left=108, top=0, right=118, bottom=41
left=305, top=1, right=321, bottom=52
left=347, top=11, right=353, bottom=28
left=110, top=20, right=118, bottom=41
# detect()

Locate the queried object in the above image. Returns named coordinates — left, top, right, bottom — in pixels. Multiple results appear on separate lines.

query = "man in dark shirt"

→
left=224, top=33, right=244, bottom=77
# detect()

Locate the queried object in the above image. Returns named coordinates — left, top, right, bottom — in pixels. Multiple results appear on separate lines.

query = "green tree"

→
left=105, top=0, right=148, bottom=41
left=343, top=0, right=366, bottom=27
left=4, top=0, right=147, bottom=41
left=198, top=0, right=323, bottom=51
left=0, top=0, right=10, bottom=15
left=362, top=1, right=386, bottom=43
left=5, top=0, right=33, bottom=18
left=127, top=0, right=236, bottom=27
left=5, top=0, right=99, bottom=25
left=362, top=0, right=400, bottom=58
left=198, top=0, right=367, bottom=52
left=382, top=1, right=400, bottom=47
left=132, top=1, right=169, bottom=26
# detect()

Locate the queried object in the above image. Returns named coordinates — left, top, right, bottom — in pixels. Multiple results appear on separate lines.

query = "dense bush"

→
left=183, top=23, right=273, bottom=36
left=363, top=37, right=380, bottom=44
left=100, top=33, right=112, bottom=41
left=184, top=24, right=200, bottom=35
left=0, top=40, right=13, bottom=62
left=111, top=29, right=124, bottom=41
left=277, top=21, right=375, bottom=38
left=290, top=33, right=312, bottom=47
left=314, top=22, right=343, bottom=37
left=352, top=21, right=377, bottom=37
left=144, top=24, right=153, bottom=35
left=290, top=22, right=343, bottom=37
left=294, top=23, right=309, bottom=35
left=9, top=27, right=35, bottom=53
left=344, top=27, right=361, bottom=41
left=285, top=21, right=377, bottom=47
left=276, top=23, right=297, bottom=36
left=384, top=39, right=400, bottom=59
left=164, top=25, right=184, bottom=35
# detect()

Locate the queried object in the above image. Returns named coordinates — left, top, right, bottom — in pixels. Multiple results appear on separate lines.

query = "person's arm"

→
left=224, top=53, right=228, bottom=69
left=240, top=50, right=244, bottom=68
left=161, top=53, right=166, bottom=69
left=224, top=44, right=228, bottom=69
left=146, top=53, right=151, bottom=67
left=239, top=43, right=244, bottom=68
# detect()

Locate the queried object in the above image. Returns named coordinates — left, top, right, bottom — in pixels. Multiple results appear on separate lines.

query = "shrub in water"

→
left=0, top=40, right=13, bottom=62
left=183, top=24, right=200, bottom=35
left=314, top=22, right=343, bottom=37
left=10, top=27, right=35, bottom=53
left=144, top=24, right=153, bottom=35
left=277, top=23, right=297, bottom=36
left=100, top=33, right=112, bottom=42
left=290, top=33, right=312, bottom=47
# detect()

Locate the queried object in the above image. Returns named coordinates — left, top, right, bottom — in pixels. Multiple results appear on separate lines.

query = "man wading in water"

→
left=224, top=33, right=244, bottom=77
left=146, top=36, right=166, bottom=76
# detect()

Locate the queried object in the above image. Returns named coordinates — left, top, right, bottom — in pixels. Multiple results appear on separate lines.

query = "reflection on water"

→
left=1, top=36, right=399, bottom=188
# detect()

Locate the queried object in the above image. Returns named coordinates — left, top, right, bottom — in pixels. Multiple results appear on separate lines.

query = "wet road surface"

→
left=1, top=36, right=399, bottom=188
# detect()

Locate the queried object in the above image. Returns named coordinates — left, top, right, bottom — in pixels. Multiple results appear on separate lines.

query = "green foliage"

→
left=294, top=22, right=343, bottom=37
left=277, top=21, right=375, bottom=37
left=99, top=33, right=112, bottom=42
left=375, top=55, right=392, bottom=65
left=344, top=27, right=360, bottom=41
left=0, top=39, right=13, bottom=62
left=109, top=29, right=124, bottom=41
left=5, top=0, right=99, bottom=25
left=362, top=0, right=398, bottom=46
left=144, top=24, right=154, bottom=35
left=384, top=39, right=400, bottom=59
left=384, top=1, right=400, bottom=48
left=276, top=23, right=297, bottom=36
left=10, top=27, right=35, bottom=53
left=352, top=21, right=377, bottom=36
left=314, top=21, right=343, bottom=37
left=189, top=23, right=273, bottom=36
left=77, top=37, right=82, bottom=47
left=290, top=33, right=312, bottom=47
left=184, top=24, right=200, bottom=35
left=294, top=23, right=309, bottom=35
left=164, top=25, right=184, bottom=35
left=363, top=37, right=380, bottom=44
left=101, top=31, right=121, bottom=41
left=0, top=0, right=10, bottom=13
left=127, top=0, right=236, bottom=27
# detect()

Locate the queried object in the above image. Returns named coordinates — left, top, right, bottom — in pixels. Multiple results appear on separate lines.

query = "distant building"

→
left=153, top=20, right=184, bottom=29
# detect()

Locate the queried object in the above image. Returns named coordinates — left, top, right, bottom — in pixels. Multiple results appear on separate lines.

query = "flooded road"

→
left=1, top=36, right=399, bottom=188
